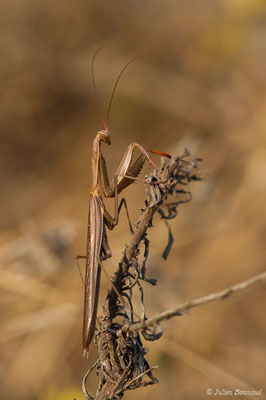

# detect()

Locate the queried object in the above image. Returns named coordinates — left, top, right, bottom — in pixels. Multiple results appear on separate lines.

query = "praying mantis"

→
left=81, top=55, right=158, bottom=357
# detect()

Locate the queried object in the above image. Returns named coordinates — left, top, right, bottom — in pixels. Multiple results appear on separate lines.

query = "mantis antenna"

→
left=106, top=57, right=140, bottom=130
left=91, top=49, right=140, bottom=131
left=91, top=48, right=107, bottom=130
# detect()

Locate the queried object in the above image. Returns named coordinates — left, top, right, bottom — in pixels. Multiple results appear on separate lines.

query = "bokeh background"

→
left=1, top=0, right=266, bottom=399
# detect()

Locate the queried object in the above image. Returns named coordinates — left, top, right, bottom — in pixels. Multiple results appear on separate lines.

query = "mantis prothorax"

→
left=81, top=54, right=158, bottom=357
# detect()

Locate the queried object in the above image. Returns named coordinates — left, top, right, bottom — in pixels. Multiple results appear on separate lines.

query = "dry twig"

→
left=82, top=151, right=266, bottom=399
left=82, top=151, right=204, bottom=399
left=121, top=270, right=266, bottom=334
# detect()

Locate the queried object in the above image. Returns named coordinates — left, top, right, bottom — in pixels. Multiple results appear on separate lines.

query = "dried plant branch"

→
left=81, top=147, right=265, bottom=399
left=81, top=150, right=265, bottom=398
left=105, top=150, right=203, bottom=320
left=81, top=151, right=205, bottom=400
left=122, top=270, right=266, bottom=335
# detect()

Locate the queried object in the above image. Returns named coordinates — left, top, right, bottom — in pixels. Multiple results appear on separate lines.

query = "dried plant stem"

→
left=93, top=155, right=203, bottom=399
left=122, top=270, right=266, bottom=334
left=107, top=207, right=156, bottom=319
left=82, top=153, right=265, bottom=400
left=95, top=204, right=159, bottom=400
left=106, top=152, right=200, bottom=316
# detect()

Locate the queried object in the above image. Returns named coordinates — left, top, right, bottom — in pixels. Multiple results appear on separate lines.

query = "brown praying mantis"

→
left=80, top=54, right=158, bottom=357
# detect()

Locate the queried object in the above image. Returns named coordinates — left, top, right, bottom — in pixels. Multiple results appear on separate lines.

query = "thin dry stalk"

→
left=122, top=270, right=266, bottom=334
left=82, top=151, right=204, bottom=399
left=82, top=151, right=266, bottom=399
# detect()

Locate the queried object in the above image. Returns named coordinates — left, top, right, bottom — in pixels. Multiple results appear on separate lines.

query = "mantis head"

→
left=98, top=129, right=111, bottom=145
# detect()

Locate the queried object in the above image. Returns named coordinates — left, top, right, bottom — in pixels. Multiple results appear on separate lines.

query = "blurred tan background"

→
left=0, top=0, right=266, bottom=399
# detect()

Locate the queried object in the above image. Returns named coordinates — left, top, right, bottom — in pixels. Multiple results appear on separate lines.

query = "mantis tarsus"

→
left=81, top=55, right=158, bottom=357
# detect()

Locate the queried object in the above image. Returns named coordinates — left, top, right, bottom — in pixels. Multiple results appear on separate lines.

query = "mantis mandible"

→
left=82, top=54, right=157, bottom=357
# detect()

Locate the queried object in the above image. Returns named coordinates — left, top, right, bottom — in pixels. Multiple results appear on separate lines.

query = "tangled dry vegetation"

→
left=84, top=152, right=204, bottom=399
left=81, top=154, right=266, bottom=400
